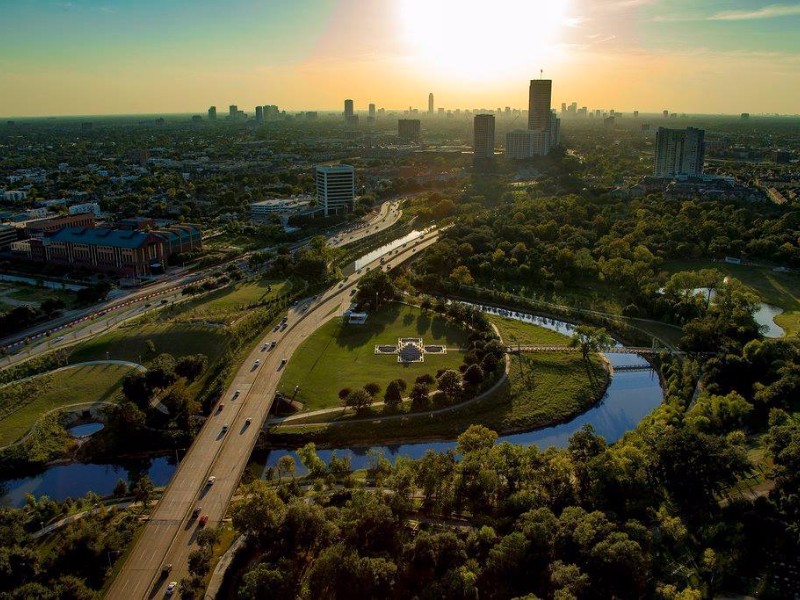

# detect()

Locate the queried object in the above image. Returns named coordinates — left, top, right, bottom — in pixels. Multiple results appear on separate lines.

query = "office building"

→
left=250, top=198, right=313, bottom=222
left=0, top=225, right=19, bottom=250
left=315, top=165, right=355, bottom=215
left=11, top=224, right=201, bottom=277
left=528, top=79, right=552, bottom=132
left=255, top=106, right=263, bottom=122
left=68, top=202, right=101, bottom=217
left=438, top=107, right=445, bottom=116
left=208, top=106, right=217, bottom=120
left=344, top=99, right=354, bottom=121
left=398, top=119, right=421, bottom=142
left=229, top=105, right=238, bottom=118
left=741, top=113, right=750, bottom=120
left=662, top=110, right=669, bottom=118
left=369, top=103, right=376, bottom=119
left=473, top=114, right=495, bottom=160
left=428, top=93, right=434, bottom=114
left=634, top=110, right=639, bottom=118
left=654, top=127, right=706, bottom=178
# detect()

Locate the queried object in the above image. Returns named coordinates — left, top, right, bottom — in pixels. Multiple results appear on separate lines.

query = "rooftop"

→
left=48, top=227, right=157, bottom=249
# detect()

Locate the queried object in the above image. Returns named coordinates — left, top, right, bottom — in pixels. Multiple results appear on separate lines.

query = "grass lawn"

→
left=661, top=259, right=800, bottom=337
left=277, top=304, right=469, bottom=411
left=0, top=281, right=75, bottom=307
left=487, top=314, right=571, bottom=345
left=180, top=278, right=290, bottom=320
left=270, top=316, right=608, bottom=446
left=68, top=322, right=229, bottom=366
left=0, top=363, right=134, bottom=446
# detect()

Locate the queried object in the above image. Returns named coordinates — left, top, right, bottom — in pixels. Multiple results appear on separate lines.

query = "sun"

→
left=395, top=0, right=570, bottom=82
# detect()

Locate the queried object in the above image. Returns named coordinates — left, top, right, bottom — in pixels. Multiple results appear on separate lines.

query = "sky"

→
left=1, top=0, right=799, bottom=116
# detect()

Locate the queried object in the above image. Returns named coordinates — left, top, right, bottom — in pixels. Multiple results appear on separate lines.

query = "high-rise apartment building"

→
left=428, top=93, right=434, bottom=114
left=398, top=119, right=421, bottom=142
left=315, top=165, right=355, bottom=215
left=255, top=106, right=263, bottom=122
left=654, top=127, right=705, bottom=178
left=344, top=99, right=354, bottom=121
left=473, top=114, right=495, bottom=160
left=528, top=79, right=552, bottom=132
left=229, top=105, right=238, bottom=118
left=208, top=106, right=217, bottom=120
left=369, top=103, right=376, bottom=119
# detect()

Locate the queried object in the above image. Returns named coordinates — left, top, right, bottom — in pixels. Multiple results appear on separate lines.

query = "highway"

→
left=0, top=200, right=402, bottom=367
left=106, top=226, right=439, bottom=600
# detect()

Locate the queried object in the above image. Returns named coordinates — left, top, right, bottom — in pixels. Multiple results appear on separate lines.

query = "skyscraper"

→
left=528, top=79, right=552, bottom=132
left=229, top=105, right=238, bottom=119
left=473, top=114, right=495, bottom=160
left=315, top=165, right=355, bottom=215
left=654, top=127, right=705, bottom=178
left=428, top=93, right=434, bottom=114
left=369, top=103, right=376, bottom=119
left=398, top=119, right=421, bottom=142
left=344, top=99, right=354, bottom=121
left=255, top=106, right=263, bottom=122
left=208, top=106, right=216, bottom=120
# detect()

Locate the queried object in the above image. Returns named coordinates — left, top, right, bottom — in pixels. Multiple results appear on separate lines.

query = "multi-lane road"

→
left=106, top=226, right=438, bottom=600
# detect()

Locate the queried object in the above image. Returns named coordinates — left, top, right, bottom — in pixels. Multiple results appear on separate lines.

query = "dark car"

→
left=191, top=507, right=201, bottom=519
left=161, top=564, right=172, bottom=578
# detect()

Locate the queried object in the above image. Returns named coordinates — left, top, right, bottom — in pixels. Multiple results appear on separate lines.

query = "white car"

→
left=166, top=581, right=177, bottom=595
left=254, top=359, right=261, bottom=367
left=206, top=476, right=216, bottom=486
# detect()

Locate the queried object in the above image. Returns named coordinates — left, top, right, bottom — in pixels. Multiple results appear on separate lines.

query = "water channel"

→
left=259, top=308, right=665, bottom=475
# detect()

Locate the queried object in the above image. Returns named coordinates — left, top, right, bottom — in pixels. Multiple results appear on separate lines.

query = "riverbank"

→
left=265, top=312, right=611, bottom=448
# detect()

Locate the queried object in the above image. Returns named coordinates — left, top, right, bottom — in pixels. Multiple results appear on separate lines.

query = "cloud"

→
left=709, top=3, right=800, bottom=20
left=654, top=2, right=800, bottom=22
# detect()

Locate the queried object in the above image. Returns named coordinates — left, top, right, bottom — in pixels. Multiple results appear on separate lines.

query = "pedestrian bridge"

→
left=507, top=345, right=666, bottom=355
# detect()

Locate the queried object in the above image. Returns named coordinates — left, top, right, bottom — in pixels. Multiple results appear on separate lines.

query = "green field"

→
left=179, top=278, right=290, bottom=320
left=69, top=322, right=229, bottom=365
left=487, top=314, right=571, bottom=345
left=662, top=259, right=800, bottom=337
left=277, top=304, right=470, bottom=411
left=269, top=314, right=608, bottom=445
left=0, top=281, right=75, bottom=310
left=0, top=363, right=134, bottom=446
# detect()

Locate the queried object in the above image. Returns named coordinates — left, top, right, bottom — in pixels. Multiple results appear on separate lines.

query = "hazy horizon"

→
left=2, top=0, right=799, bottom=117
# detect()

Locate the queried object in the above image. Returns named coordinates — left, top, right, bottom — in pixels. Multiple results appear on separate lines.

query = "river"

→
left=0, top=308, right=664, bottom=506
left=259, top=307, right=664, bottom=475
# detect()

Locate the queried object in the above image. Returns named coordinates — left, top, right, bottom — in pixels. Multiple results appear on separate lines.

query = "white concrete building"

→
left=250, top=197, right=313, bottom=222
left=69, top=202, right=101, bottom=217
left=654, top=127, right=705, bottom=178
left=315, top=165, right=355, bottom=215
left=506, top=129, right=550, bottom=159
left=3, top=190, right=28, bottom=202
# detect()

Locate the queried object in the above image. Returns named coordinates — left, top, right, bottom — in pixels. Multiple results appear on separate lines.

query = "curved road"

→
left=106, top=228, right=440, bottom=600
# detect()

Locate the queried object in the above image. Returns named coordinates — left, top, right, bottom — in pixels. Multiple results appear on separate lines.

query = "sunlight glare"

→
left=396, top=0, right=570, bottom=81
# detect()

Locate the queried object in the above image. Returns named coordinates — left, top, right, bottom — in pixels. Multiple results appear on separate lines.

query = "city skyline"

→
left=2, top=0, right=800, bottom=117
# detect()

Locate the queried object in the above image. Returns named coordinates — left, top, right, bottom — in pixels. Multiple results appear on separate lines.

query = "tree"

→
left=277, top=455, right=296, bottom=480
left=297, top=443, right=326, bottom=477
left=112, top=479, right=129, bottom=497
left=175, top=354, right=208, bottom=381
left=383, top=380, right=404, bottom=410
left=188, top=546, right=212, bottom=576
left=344, top=389, right=373, bottom=413
left=239, top=561, right=294, bottom=600
left=410, top=383, right=431, bottom=410
left=231, top=481, right=286, bottom=546
left=145, top=353, right=177, bottom=389
left=355, top=269, right=395, bottom=308
left=457, top=425, right=498, bottom=455
left=437, top=370, right=463, bottom=399
left=568, top=326, right=612, bottom=362
left=338, top=388, right=352, bottom=401
left=463, top=364, right=485, bottom=386
left=364, top=382, right=381, bottom=398
left=122, top=372, right=152, bottom=409
left=131, top=475, right=154, bottom=508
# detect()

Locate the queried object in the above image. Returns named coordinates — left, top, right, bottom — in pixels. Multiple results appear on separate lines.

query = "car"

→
left=273, top=325, right=280, bottom=332
left=53, top=336, right=65, bottom=342
left=191, top=507, right=201, bottom=519
left=160, top=299, right=168, bottom=305
left=221, top=424, right=229, bottom=433
left=270, top=340, right=276, bottom=348
left=166, top=581, right=177, bottom=595
left=144, top=303, right=151, bottom=308
left=280, top=358, right=287, bottom=367
left=218, top=403, right=224, bottom=412
left=206, top=476, right=216, bottom=486
left=233, top=390, right=240, bottom=399
left=161, top=564, right=172, bottom=578
left=338, top=282, right=344, bottom=288
left=254, top=359, right=261, bottom=367
left=262, top=342, right=268, bottom=351
left=245, top=417, right=252, bottom=425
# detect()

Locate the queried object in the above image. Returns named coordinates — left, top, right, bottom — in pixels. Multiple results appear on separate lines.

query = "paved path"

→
left=106, top=229, right=442, bottom=600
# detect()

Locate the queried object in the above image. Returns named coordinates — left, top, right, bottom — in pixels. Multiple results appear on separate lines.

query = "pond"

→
left=0, top=456, right=177, bottom=508
left=260, top=306, right=665, bottom=475
left=67, top=423, right=105, bottom=438
left=754, top=303, right=784, bottom=338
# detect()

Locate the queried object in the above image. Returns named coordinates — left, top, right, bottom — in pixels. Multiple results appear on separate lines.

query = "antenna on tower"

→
left=540, top=69, right=544, bottom=79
